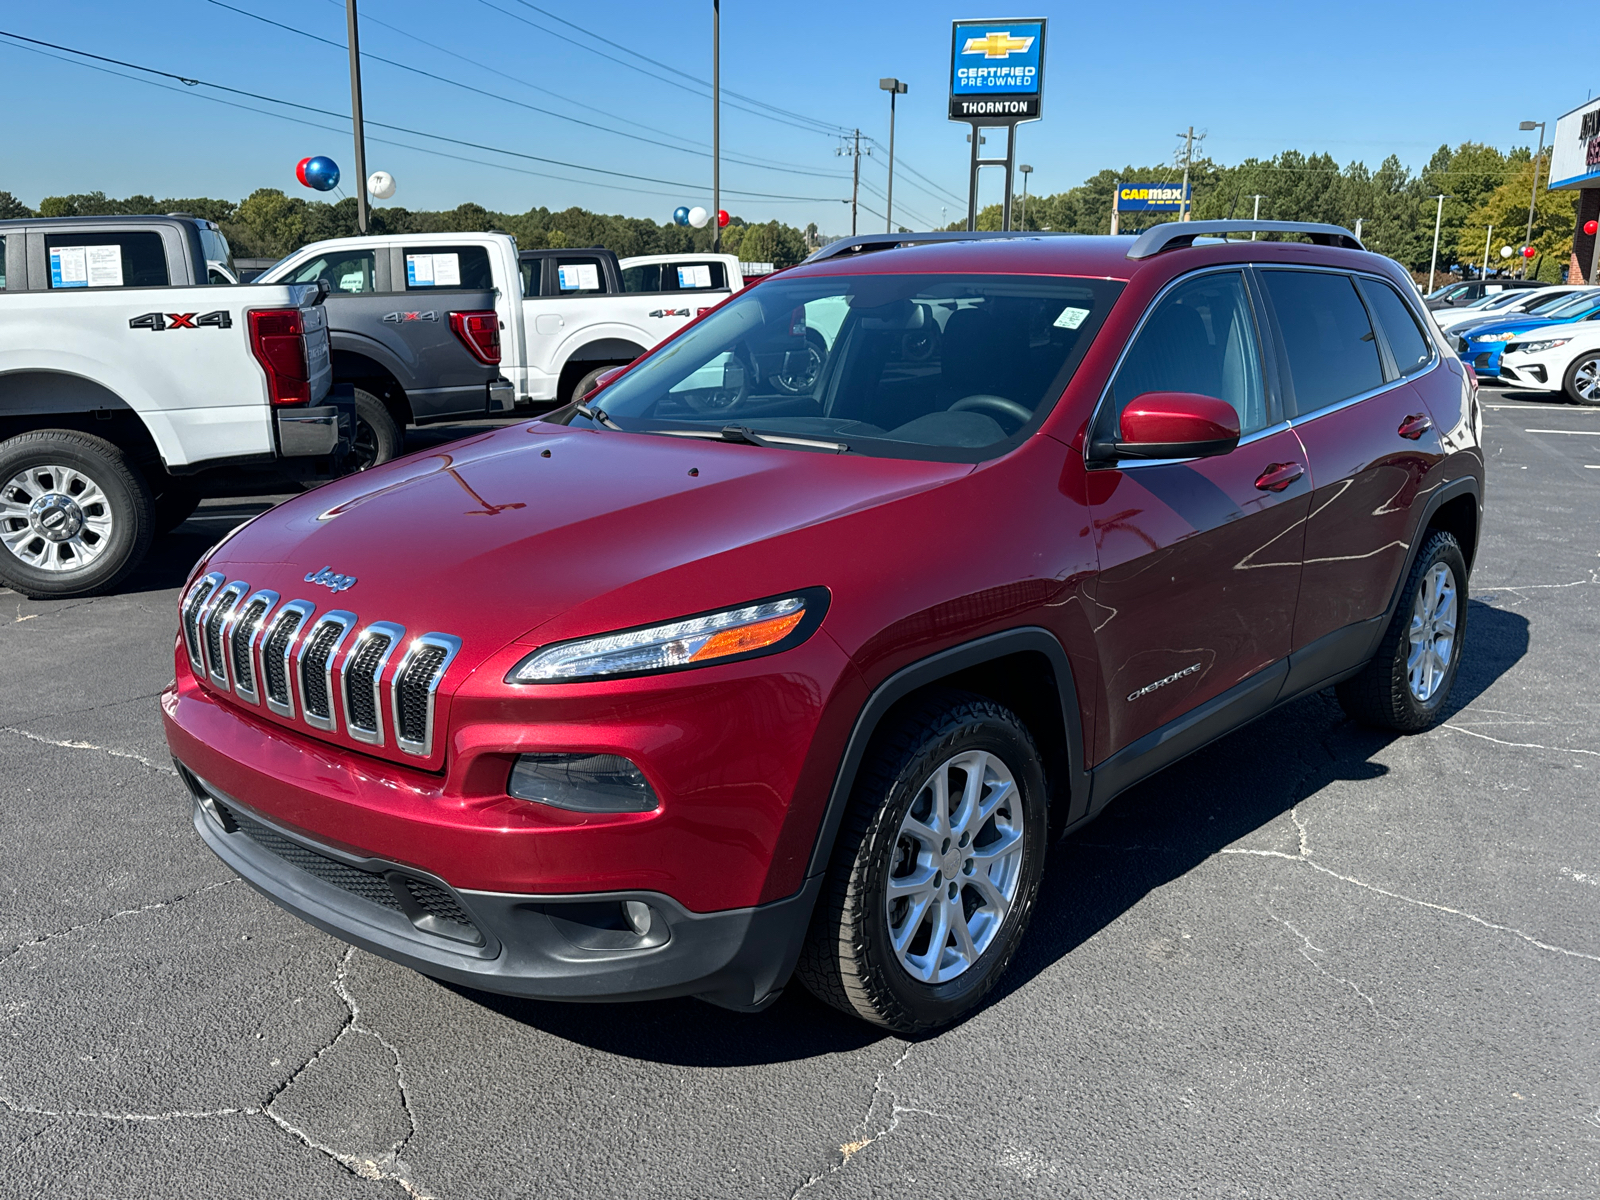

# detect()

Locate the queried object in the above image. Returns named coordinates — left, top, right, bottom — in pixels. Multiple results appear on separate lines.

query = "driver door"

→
left=1086, top=269, right=1310, bottom=761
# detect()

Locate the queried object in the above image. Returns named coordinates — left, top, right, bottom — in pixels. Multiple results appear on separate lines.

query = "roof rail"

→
left=803, top=230, right=1077, bottom=264
left=1126, top=220, right=1363, bottom=259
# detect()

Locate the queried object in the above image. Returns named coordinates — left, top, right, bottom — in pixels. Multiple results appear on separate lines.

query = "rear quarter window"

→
left=44, top=231, right=169, bottom=288
left=1360, top=279, right=1432, bottom=376
left=404, top=245, right=493, bottom=290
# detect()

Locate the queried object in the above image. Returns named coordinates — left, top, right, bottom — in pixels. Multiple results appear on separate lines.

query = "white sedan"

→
left=1498, top=322, right=1600, bottom=404
left=1434, top=285, right=1593, bottom=332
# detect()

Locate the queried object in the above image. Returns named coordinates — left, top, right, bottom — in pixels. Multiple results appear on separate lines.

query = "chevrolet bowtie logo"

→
left=962, top=31, right=1034, bottom=58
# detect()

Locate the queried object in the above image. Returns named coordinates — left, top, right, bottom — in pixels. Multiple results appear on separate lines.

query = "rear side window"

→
left=1260, top=271, right=1384, bottom=416
left=44, top=231, right=168, bottom=288
left=1360, top=279, right=1431, bottom=376
left=404, top=245, right=493, bottom=290
left=621, top=261, right=728, bottom=293
left=554, top=256, right=607, bottom=294
left=1107, top=270, right=1270, bottom=436
left=289, top=249, right=377, bottom=293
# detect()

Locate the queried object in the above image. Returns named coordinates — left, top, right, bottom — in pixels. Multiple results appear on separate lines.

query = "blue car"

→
left=1456, top=292, right=1600, bottom=376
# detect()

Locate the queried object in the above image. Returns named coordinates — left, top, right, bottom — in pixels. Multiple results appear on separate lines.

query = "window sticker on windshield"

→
left=50, top=246, right=88, bottom=288
left=558, top=263, right=600, bottom=291
left=677, top=264, right=712, bottom=289
left=406, top=253, right=460, bottom=287
left=1053, top=305, right=1090, bottom=329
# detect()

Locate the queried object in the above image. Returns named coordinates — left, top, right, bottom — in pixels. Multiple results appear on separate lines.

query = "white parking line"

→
left=1485, top=404, right=1600, bottom=411
left=1525, top=428, right=1600, bottom=435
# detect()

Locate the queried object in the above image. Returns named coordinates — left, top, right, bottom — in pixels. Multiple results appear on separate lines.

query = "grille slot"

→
left=393, top=633, right=461, bottom=757
left=181, top=574, right=221, bottom=671
left=203, top=582, right=249, bottom=687
left=341, top=622, right=403, bottom=745
left=229, top=596, right=272, bottom=699
left=262, top=602, right=313, bottom=717
left=296, top=611, right=355, bottom=732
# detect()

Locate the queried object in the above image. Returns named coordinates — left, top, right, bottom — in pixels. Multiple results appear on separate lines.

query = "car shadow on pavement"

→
left=114, top=501, right=289, bottom=597
left=453, top=600, right=1528, bottom=1062
left=991, top=597, right=1530, bottom=1009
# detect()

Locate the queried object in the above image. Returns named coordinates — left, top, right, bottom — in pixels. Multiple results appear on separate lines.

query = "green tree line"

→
left=0, top=188, right=813, bottom=268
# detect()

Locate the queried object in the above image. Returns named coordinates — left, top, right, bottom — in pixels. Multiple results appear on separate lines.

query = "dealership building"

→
left=1551, top=97, right=1600, bottom=282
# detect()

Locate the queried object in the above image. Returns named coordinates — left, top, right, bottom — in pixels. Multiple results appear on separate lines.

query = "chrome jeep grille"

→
left=180, top=575, right=459, bottom=757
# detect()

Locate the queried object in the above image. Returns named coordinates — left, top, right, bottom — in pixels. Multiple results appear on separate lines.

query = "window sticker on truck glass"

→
left=677, top=264, right=713, bottom=289
left=50, top=245, right=124, bottom=288
left=406, top=253, right=460, bottom=287
left=558, top=263, right=601, bottom=292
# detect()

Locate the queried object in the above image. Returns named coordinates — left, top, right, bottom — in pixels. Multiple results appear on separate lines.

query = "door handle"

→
left=1254, top=461, right=1304, bottom=492
left=1398, top=412, right=1434, bottom=440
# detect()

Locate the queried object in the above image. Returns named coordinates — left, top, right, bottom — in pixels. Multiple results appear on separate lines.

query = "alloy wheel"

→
left=0, top=463, right=116, bottom=573
left=1574, top=358, right=1600, bottom=403
left=1406, top=561, right=1457, bottom=702
left=885, top=749, right=1026, bottom=984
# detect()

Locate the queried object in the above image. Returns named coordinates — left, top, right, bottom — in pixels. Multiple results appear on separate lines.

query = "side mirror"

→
left=1114, top=392, right=1240, bottom=460
left=584, top=364, right=629, bottom=399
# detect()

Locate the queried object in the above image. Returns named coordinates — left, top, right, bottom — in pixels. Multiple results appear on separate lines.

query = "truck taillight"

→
left=248, top=309, right=311, bottom=406
left=450, top=310, right=501, bottom=365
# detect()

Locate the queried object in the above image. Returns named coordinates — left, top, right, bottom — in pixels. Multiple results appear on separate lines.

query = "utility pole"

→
left=1519, top=119, right=1546, bottom=276
left=1428, top=193, right=1448, bottom=294
left=712, top=0, right=720, bottom=252
left=1482, top=223, right=1493, bottom=278
left=1177, top=126, right=1196, bottom=222
left=879, top=78, right=907, bottom=233
left=1018, top=164, right=1033, bottom=230
left=1247, top=193, right=1266, bottom=239
left=851, top=130, right=861, bottom=236
left=1354, top=217, right=1363, bottom=241
left=345, top=0, right=369, bottom=234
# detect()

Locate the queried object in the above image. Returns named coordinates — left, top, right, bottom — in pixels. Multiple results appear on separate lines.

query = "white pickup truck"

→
left=256, top=233, right=744, bottom=459
left=0, top=215, right=344, bottom=598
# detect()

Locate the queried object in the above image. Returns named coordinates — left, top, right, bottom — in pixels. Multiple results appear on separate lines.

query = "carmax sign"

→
left=1116, top=183, right=1190, bottom=212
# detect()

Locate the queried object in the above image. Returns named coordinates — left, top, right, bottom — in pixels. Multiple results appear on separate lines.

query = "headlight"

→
left=507, top=590, right=825, bottom=682
left=1514, top=338, right=1570, bottom=354
left=1477, top=331, right=1517, bottom=342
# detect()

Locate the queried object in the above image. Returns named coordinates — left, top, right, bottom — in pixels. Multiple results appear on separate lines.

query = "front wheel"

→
left=1336, top=531, right=1468, bottom=731
left=350, top=387, right=401, bottom=471
left=796, top=691, right=1048, bottom=1033
left=0, top=429, right=154, bottom=599
left=1562, top=353, right=1600, bottom=406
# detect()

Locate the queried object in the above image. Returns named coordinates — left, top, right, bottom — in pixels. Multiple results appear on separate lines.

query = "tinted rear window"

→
left=622, top=261, right=729, bottom=293
left=1360, top=279, right=1431, bottom=376
left=44, top=231, right=168, bottom=288
left=1261, top=271, right=1384, bottom=416
left=403, top=245, right=493, bottom=290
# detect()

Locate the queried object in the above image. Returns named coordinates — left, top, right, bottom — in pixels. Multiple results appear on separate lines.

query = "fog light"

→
left=508, top=753, right=658, bottom=813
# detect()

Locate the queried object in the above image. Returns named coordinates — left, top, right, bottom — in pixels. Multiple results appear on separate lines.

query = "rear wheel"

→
left=0, top=430, right=153, bottom=599
left=1562, top=353, right=1600, bottom=406
left=1336, top=531, right=1467, bottom=731
left=350, top=387, right=401, bottom=471
left=797, top=691, right=1048, bottom=1032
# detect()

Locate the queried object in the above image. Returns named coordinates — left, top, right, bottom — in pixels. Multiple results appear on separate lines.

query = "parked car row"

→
left=1426, top=279, right=1600, bottom=404
left=0, top=212, right=745, bottom=596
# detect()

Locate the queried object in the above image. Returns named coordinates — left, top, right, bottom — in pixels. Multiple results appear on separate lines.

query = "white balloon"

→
left=367, top=171, right=396, bottom=200
left=1500, top=245, right=1514, bottom=258
left=688, top=206, right=709, bottom=229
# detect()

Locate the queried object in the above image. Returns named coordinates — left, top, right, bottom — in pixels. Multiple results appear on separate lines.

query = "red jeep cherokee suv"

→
left=163, top=222, right=1483, bottom=1032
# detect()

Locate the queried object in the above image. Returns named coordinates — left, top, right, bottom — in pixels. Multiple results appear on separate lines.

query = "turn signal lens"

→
left=508, top=595, right=814, bottom=682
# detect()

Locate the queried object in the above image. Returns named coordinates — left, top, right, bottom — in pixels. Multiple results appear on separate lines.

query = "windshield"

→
left=1476, top=290, right=1527, bottom=311
left=1542, top=292, right=1600, bottom=319
left=1528, top=291, right=1582, bottom=314
left=557, top=272, right=1123, bottom=461
left=1429, top=283, right=1470, bottom=300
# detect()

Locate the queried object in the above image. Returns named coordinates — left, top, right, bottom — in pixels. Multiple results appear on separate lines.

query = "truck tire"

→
left=351, top=388, right=401, bottom=471
left=571, top=365, right=618, bottom=405
left=0, top=429, right=154, bottom=599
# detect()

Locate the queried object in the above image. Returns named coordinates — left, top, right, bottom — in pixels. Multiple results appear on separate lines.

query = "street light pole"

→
left=1247, top=193, right=1266, bottom=239
left=879, top=78, right=907, bottom=233
left=1482, top=223, right=1493, bottom=278
left=712, top=0, right=720, bottom=253
left=1018, top=164, right=1032, bottom=230
left=345, top=0, right=369, bottom=234
left=1519, top=119, right=1546, bottom=279
left=1428, top=193, right=1448, bottom=294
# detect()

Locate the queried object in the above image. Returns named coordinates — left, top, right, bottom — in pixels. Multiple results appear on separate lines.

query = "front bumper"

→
left=1497, top=356, right=1551, bottom=387
left=180, top=764, right=818, bottom=1010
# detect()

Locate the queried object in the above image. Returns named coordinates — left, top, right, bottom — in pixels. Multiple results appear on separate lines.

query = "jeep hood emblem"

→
left=304, top=565, right=357, bottom=592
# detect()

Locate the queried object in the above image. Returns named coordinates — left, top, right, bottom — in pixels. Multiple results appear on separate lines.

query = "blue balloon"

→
left=303, top=155, right=341, bottom=192
left=673, top=205, right=690, bottom=227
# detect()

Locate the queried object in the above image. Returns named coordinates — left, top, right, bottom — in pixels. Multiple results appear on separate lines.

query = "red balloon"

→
left=1585, top=219, right=1598, bottom=236
left=1522, top=245, right=1537, bottom=258
left=717, top=209, right=729, bottom=228
left=295, top=157, right=312, bottom=187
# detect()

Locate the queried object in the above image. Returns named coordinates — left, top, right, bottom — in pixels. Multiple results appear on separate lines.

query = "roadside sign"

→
left=949, top=18, right=1046, bottom=121
left=1116, top=183, right=1190, bottom=212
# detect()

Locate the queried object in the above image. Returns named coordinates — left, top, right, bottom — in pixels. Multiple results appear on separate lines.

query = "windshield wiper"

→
left=718, top=425, right=850, bottom=453
left=572, top=402, right=622, bottom=430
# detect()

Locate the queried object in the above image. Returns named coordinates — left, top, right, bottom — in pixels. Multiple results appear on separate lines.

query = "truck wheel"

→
left=1335, top=531, right=1468, bottom=731
left=351, top=388, right=401, bottom=471
left=0, top=430, right=154, bottom=599
left=571, top=365, right=616, bottom=405
left=1562, top=353, right=1600, bottom=406
left=796, top=690, right=1048, bottom=1032
left=150, top=477, right=201, bottom=534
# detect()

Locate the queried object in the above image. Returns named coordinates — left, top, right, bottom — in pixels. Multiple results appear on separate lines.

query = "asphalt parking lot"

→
left=3, top=393, right=1598, bottom=1199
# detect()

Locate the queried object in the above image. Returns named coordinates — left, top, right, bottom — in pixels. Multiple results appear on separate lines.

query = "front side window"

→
left=1260, top=271, right=1384, bottom=417
left=404, top=245, right=493, bottom=290
left=1105, top=271, right=1268, bottom=437
left=44, top=231, right=168, bottom=288
left=1360, top=279, right=1431, bottom=377
left=562, top=272, right=1122, bottom=461
left=289, top=250, right=377, bottom=293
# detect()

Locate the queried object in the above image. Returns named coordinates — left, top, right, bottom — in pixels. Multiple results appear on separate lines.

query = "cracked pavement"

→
left=3, top=401, right=1598, bottom=1197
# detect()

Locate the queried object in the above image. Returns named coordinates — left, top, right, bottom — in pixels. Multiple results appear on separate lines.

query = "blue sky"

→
left=0, top=0, right=1579, bottom=235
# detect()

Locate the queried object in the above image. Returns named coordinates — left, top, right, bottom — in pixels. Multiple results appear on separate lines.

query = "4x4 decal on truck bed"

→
left=128, top=310, right=233, bottom=332
left=382, top=311, right=438, bottom=323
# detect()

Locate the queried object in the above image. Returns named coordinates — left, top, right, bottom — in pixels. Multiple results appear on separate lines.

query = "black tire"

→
left=1336, top=531, right=1468, bottom=731
left=0, top=429, right=154, bottom=599
left=796, top=690, right=1049, bottom=1033
left=1562, top=352, right=1600, bottom=406
left=571, top=364, right=618, bottom=405
left=149, top=477, right=201, bottom=535
left=350, top=387, right=401, bottom=471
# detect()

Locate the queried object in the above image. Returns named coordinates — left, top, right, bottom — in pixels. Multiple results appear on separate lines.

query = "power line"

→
left=205, top=1, right=849, bottom=182
left=862, top=141, right=965, bottom=209
left=0, top=29, right=843, bottom=203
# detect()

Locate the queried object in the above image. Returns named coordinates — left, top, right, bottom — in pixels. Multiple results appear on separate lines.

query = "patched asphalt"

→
left=3, top=395, right=1597, bottom=1199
